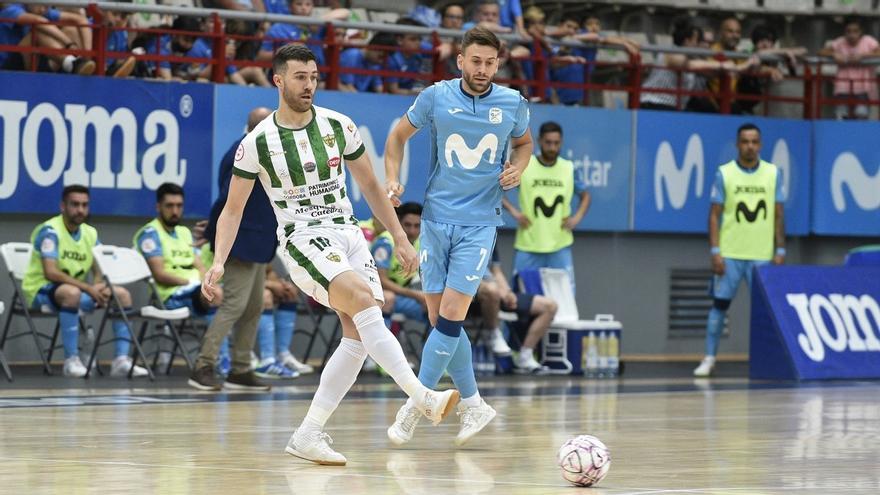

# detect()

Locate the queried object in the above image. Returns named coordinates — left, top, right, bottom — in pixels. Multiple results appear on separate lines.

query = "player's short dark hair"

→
left=539, top=121, right=563, bottom=137
left=737, top=123, right=761, bottom=139
left=461, top=25, right=500, bottom=54
left=156, top=182, right=185, bottom=203
left=397, top=202, right=423, bottom=219
left=62, top=184, right=89, bottom=201
left=272, top=43, right=317, bottom=74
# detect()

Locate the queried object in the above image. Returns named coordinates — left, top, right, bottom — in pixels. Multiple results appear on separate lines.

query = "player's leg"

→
left=695, top=258, right=745, bottom=377
left=286, top=311, right=366, bottom=466
left=477, top=280, right=512, bottom=356
left=96, top=284, right=149, bottom=378
left=512, top=294, right=557, bottom=373
left=38, top=283, right=86, bottom=376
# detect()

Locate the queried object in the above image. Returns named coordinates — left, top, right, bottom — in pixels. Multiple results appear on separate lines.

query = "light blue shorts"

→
left=164, top=283, right=211, bottom=316
left=419, top=219, right=497, bottom=296
left=711, top=258, right=769, bottom=300
left=31, top=283, right=95, bottom=312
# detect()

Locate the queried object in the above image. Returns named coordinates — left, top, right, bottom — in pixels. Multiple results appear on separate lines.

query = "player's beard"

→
left=282, top=84, right=312, bottom=114
left=162, top=214, right=180, bottom=228
left=462, top=70, right=491, bottom=94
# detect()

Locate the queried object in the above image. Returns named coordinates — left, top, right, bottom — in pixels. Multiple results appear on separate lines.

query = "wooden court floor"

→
left=1, top=373, right=879, bottom=494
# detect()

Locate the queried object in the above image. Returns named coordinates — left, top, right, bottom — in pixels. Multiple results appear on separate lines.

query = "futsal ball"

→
left=557, top=435, right=611, bottom=487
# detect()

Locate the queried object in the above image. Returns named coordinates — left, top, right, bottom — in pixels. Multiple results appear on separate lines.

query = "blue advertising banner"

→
left=750, top=265, right=880, bottom=380
left=213, top=86, right=631, bottom=231
left=633, top=111, right=811, bottom=235
left=0, top=72, right=214, bottom=217
left=500, top=105, right=632, bottom=231
left=812, top=121, right=880, bottom=236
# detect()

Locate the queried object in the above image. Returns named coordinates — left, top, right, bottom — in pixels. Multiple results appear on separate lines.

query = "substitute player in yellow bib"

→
left=503, top=121, right=590, bottom=295
left=694, top=123, right=785, bottom=377
left=201, top=44, right=459, bottom=466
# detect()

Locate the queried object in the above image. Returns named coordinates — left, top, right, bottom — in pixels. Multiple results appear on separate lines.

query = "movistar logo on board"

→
left=654, top=134, right=704, bottom=211
left=830, top=152, right=880, bottom=212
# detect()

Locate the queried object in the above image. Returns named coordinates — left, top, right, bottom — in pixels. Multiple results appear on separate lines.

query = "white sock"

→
left=462, top=391, right=482, bottom=408
left=519, top=348, right=534, bottom=361
left=299, top=338, right=367, bottom=433
left=352, top=306, right=427, bottom=400
left=62, top=55, right=75, bottom=73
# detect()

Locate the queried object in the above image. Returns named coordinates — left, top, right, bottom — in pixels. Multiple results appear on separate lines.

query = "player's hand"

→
left=386, top=180, right=404, bottom=207
left=772, top=254, right=785, bottom=265
left=513, top=211, right=531, bottom=228
left=562, top=216, right=579, bottom=231
left=88, top=284, right=110, bottom=306
left=499, top=161, right=523, bottom=190
left=281, top=281, right=298, bottom=301
left=502, top=290, right=517, bottom=309
left=711, top=254, right=725, bottom=276
left=202, top=263, right=224, bottom=302
left=395, top=239, right=419, bottom=277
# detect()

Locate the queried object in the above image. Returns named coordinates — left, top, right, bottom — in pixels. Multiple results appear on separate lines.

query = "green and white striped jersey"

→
left=232, top=106, right=366, bottom=238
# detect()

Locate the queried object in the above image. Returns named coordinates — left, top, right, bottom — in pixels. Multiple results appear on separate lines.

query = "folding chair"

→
left=0, top=302, right=10, bottom=381
left=85, top=245, right=191, bottom=380
left=1, top=242, right=85, bottom=376
left=276, top=247, right=341, bottom=370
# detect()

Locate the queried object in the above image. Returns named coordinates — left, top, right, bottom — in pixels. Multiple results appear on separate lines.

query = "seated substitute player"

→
left=202, top=43, right=460, bottom=466
left=22, top=185, right=148, bottom=378
left=134, top=183, right=223, bottom=323
left=372, top=202, right=429, bottom=327
left=475, top=248, right=555, bottom=373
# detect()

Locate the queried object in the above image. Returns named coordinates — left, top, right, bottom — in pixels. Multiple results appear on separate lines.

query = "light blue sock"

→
left=274, top=304, right=297, bottom=356
left=59, top=308, right=79, bottom=359
left=417, top=316, right=462, bottom=387
left=257, top=310, right=275, bottom=361
left=219, top=337, right=230, bottom=362
left=705, top=308, right=725, bottom=357
left=447, top=328, right=478, bottom=399
left=112, top=314, right=133, bottom=357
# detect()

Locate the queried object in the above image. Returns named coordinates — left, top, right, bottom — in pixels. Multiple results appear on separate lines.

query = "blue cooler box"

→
left=541, top=314, right=622, bottom=375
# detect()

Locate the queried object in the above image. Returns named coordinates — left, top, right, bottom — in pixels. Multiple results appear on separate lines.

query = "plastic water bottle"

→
left=597, top=331, right=609, bottom=378
left=585, top=332, right=599, bottom=377
left=607, top=331, right=619, bottom=378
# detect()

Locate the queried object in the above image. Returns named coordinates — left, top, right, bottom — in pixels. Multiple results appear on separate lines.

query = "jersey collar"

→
left=458, top=79, right=493, bottom=100
left=735, top=158, right=761, bottom=173
left=273, top=106, right=316, bottom=131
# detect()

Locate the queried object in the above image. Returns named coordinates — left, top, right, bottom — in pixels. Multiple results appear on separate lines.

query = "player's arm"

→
left=202, top=175, right=255, bottom=301
left=41, top=258, right=93, bottom=294
left=348, top=153, right=418, bottom=275
left=564, top=190, right=591, bottom=230
left=502, top=196, right=530, bottom=228
left=146, top=256, right=192, bottom=287
left=500, top=129, right=534, bottom=189
left=384, top=116, right=420, bottom=205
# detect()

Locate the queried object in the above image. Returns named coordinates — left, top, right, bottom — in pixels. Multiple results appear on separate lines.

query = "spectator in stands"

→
left=408, top=0, right=441, bottom=28
left=371, top=202, right=428, bottom=327
left=386, top=18, right=428, bottom=95
left=463, top=0, right=510, bottom=34
left=690, top=17, right=761, bottom=113
left=572, top=12, right=639, bottom=56
left=226, top=19, right=271, bottom=83
left=734, top=25, right=803, bottom=115
left=21, top=185, right=148, bottom=378
left=177, top=17, right=267, bottom=85
left=100, top=3, right=136, bottom=78
left=203, top=0, right=266, bottom=13
left=264, top=267, right=314, bottom=374
left=819, top=17, right=880, bottom=120
left=502, top=121, right=589, bottom=295
left=694, top=123, right=785, bottom=377
left=440, top=3, right=465, bottom=32
left=0, top=3, right=95, bottom=74
left=257, top=0, right=348, bottom=67
left=134, top=182, right=222, bottom=347
left=640, top=20, right=707, bottom=111
left=518, top=6, right=558, bottom=102
left=475, top=248, right=556, bottom=373
left=337, top=32, right=391, bottom=93
left=548, top=14, right=595, bottom=106
left=135, top=15, right=199, bottom=80
left=437, top=3, right=466, bottom=75
left=495, top=0, right=528, bottom=40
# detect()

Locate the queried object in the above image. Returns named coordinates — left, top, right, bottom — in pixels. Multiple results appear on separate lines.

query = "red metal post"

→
left=211, top=13, right=225, bottom=83
left=802, top=64, right=813, bottom=119
left=533, top=39, right=547, bottom=101
left=431, top=31, right=444, bottom=84
left=324, top=21, right=339, bottom=90
left=718, top=61, right=732, bottom=114
left=87, top=3, right=106, bottom=76
left=627, top=51, right=642, bottom=109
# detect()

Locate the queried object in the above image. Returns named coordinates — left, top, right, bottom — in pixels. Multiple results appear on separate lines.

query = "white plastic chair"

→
left=86, top=245, right=191, bottom=380
left=1, top=242, right=82, bottom=376
left=0, top=301, right=9, bottom=381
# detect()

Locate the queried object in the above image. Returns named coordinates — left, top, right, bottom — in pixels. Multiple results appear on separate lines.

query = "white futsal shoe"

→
left=454, top=399, right=496, bottom=446
left=285, top=428, right=347, bottom=466
left=387, top=401, right=422, bottom=445
left=416, top=388, right=460, bottom=425
left=693, top=356, right=716, bottom=377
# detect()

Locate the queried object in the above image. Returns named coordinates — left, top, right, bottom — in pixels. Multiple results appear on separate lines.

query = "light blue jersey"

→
left=406, top=78, right=530, bottom=226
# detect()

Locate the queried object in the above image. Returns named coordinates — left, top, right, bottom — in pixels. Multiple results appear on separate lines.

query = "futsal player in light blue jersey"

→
left=383, top=26, right=533, bottom=446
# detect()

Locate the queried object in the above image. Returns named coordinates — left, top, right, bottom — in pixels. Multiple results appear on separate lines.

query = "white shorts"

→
left=280, top=226, right=383, bottom=308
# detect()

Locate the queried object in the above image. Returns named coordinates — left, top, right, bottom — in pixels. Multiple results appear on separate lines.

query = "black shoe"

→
left=224, top=371, right=271, bottom=391
left=187, top=366, right=222, bottom=391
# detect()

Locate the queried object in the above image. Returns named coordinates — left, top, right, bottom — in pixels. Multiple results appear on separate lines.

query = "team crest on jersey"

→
left=489, top=107, right=502, bottom=124
left=328, top=157, right=340, bottom=168
left=322, top=134, right=336, bottom=148
left=298, top=139, right=309, bottom=151
left=234, top=144, right=244, bottom=161
left=326, top=253, right=341, bottom=263
left=303, top=162, right=317, bottom=173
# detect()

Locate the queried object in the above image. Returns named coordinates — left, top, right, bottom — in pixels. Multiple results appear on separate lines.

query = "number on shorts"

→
left=309, top=237, right=331, bottom=251
left=476, top=247, right=488, bottom=271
